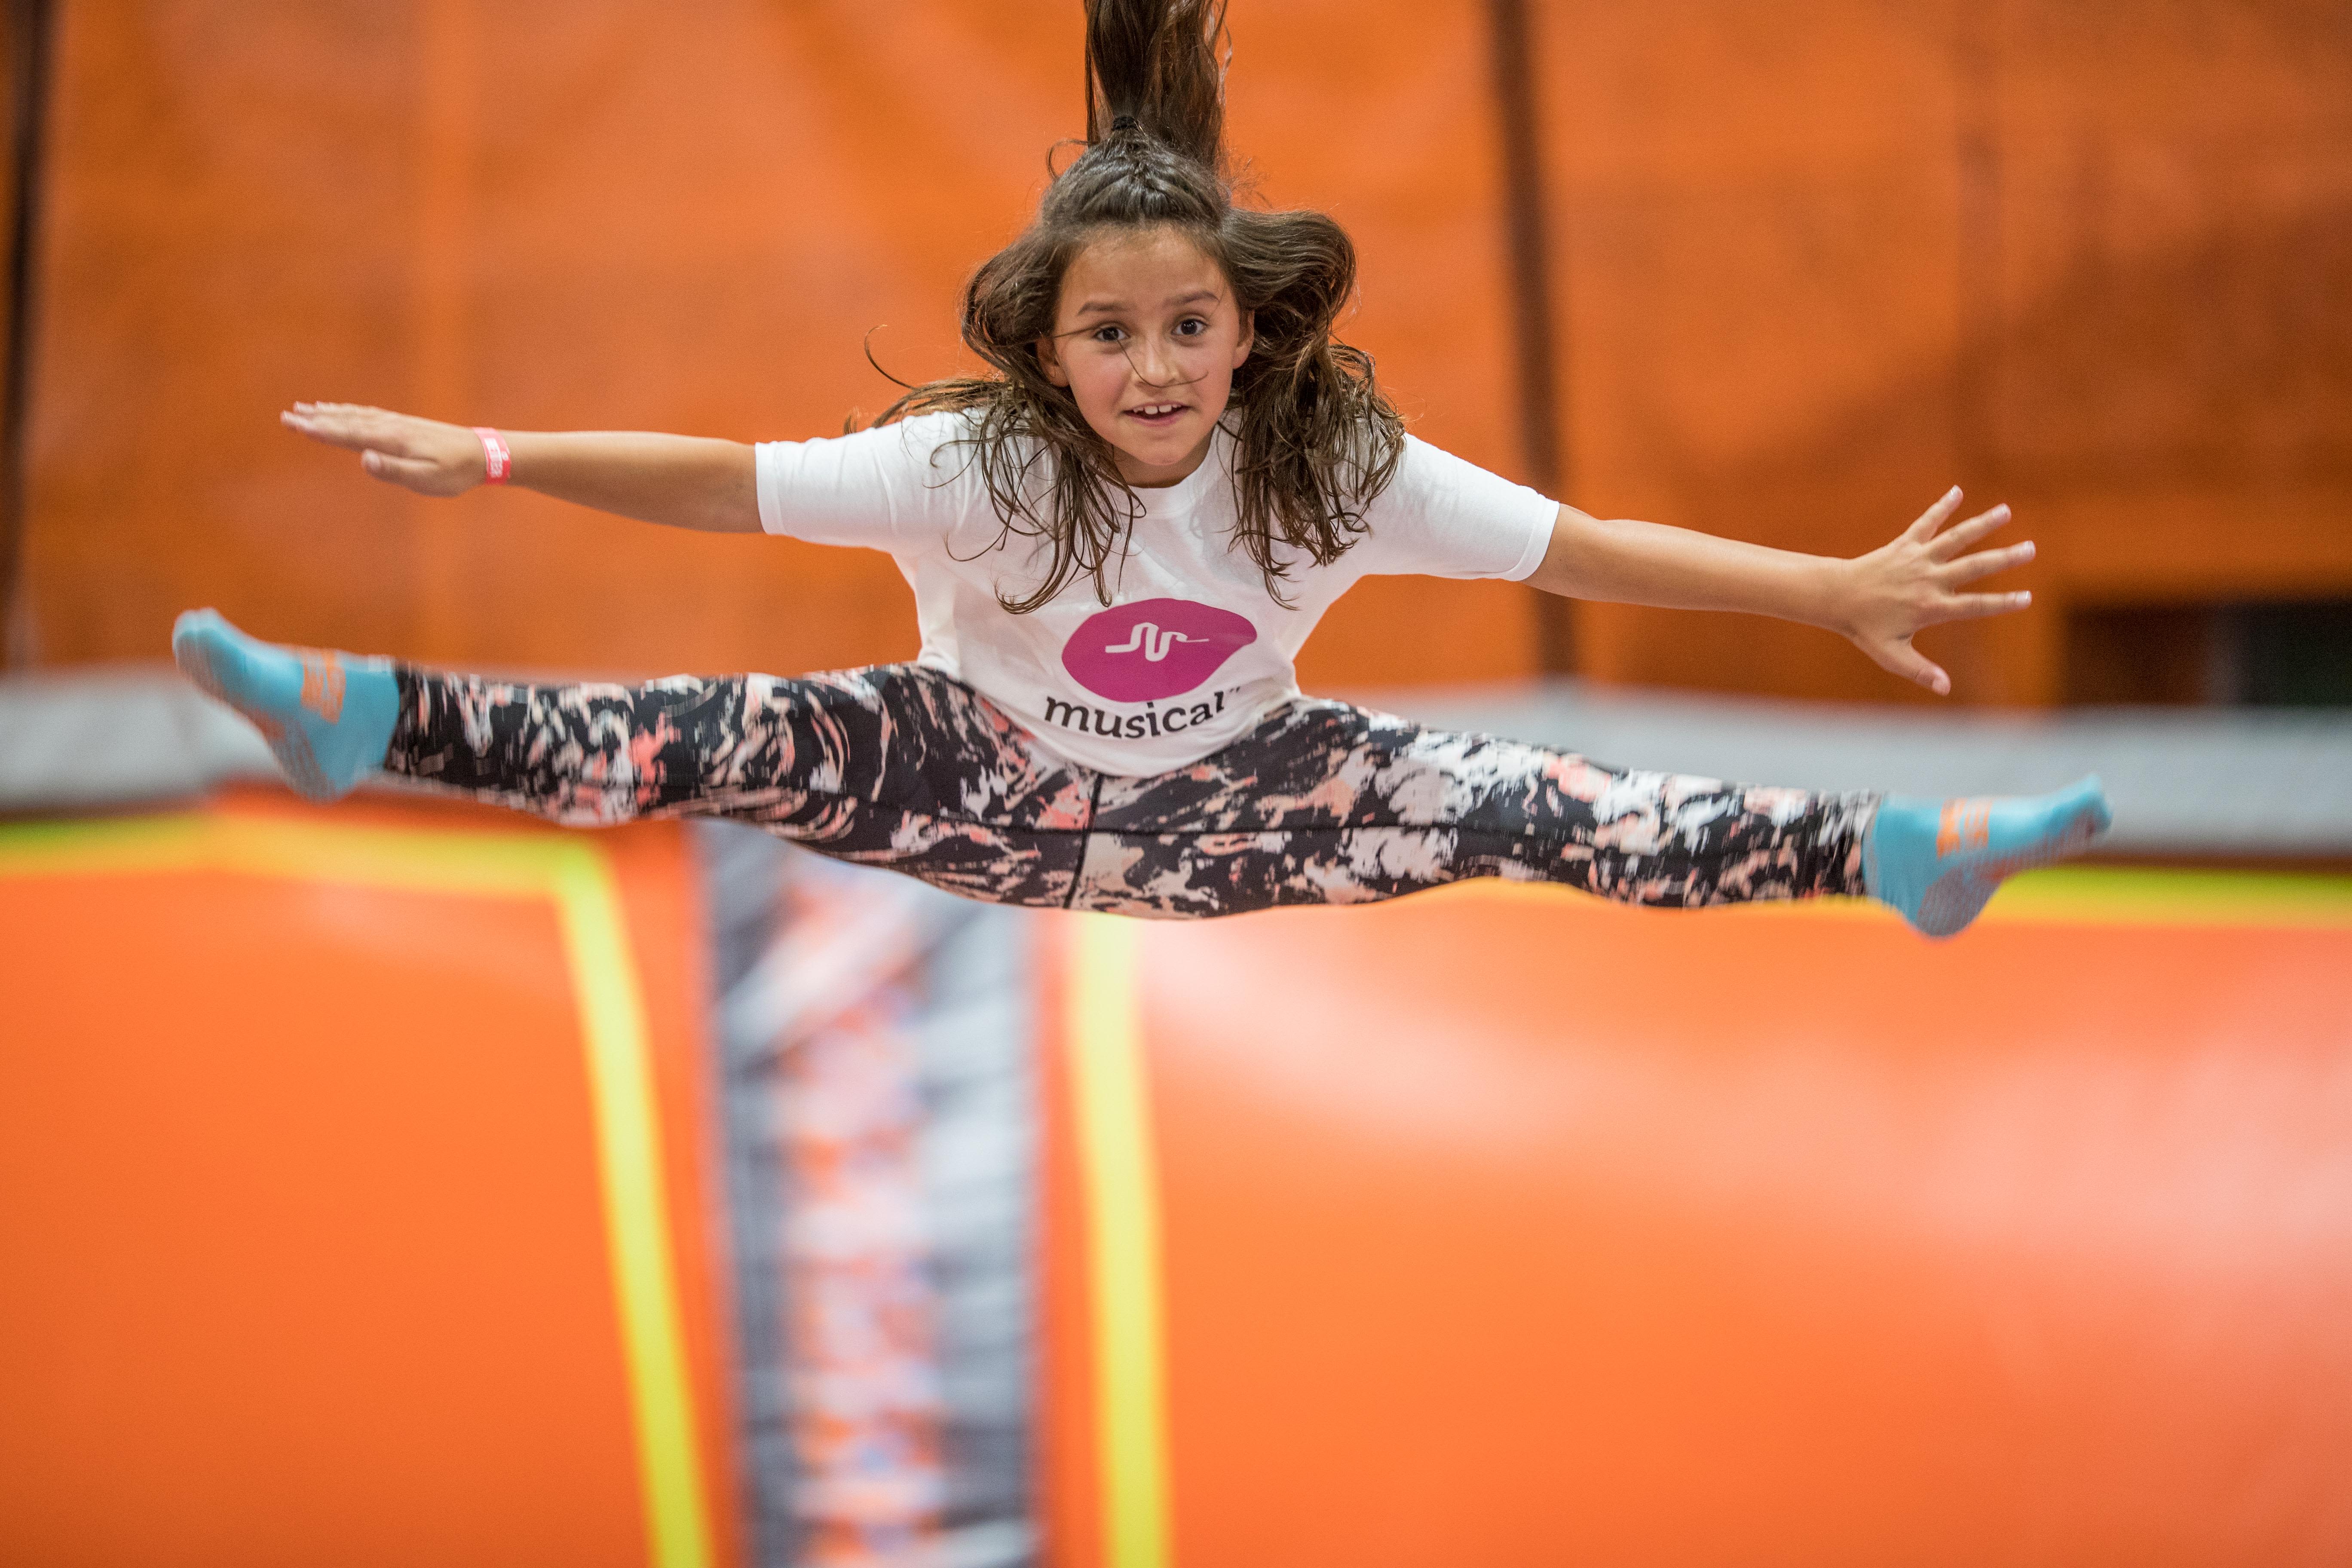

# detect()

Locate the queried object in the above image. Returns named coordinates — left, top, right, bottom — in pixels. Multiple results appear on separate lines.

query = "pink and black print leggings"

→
left=386, top=663, right=1875, bottom=918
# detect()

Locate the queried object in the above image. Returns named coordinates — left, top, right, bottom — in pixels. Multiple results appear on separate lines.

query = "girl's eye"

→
left=1174, top=317, right=1207, bottom=337
left=1091, top=325, right=1127, bottom=344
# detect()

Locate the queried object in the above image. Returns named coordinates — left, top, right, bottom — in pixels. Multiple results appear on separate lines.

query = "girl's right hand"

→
left=280, top=402, right=491, bottom=496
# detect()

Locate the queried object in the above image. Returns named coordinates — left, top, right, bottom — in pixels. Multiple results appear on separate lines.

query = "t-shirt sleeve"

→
left=1348, top=435, right=1557, bottom=581
left=754, top=410, right=980, bottom=554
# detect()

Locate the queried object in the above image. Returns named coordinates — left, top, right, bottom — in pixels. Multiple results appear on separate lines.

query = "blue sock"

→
left=172, top=609, right=399, bottom=802
left=1864, top=776, right=2112, bottom=938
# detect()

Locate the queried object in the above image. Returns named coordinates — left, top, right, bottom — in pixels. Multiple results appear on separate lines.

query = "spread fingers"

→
left=1927, top=503, right=2014, bottom=558
left=1941, top=539, right=2036, bottom=586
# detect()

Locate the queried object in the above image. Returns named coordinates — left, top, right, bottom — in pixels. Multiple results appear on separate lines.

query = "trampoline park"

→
left=5, top=4, right=2352, bottom=1567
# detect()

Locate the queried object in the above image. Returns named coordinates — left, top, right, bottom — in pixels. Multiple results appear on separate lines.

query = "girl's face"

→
left=1038, top=225, right=1254, bottom=489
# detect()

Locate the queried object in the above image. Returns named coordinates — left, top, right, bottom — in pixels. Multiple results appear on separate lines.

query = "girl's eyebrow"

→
left=1074, top=288, right=1222, bottom=318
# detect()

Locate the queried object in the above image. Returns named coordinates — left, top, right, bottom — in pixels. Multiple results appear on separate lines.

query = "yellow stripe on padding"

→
left=0, top=810, right=714, bottom=1568
left=1438, top=864, right=2352, bottom=928
left=1979, top=865, right=2352, bottom=927
left=1065, top=913, right=1173, bottom=1568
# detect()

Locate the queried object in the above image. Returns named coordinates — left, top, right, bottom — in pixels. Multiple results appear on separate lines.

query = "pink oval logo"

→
left=1060, top=597, right=1259, bottom=702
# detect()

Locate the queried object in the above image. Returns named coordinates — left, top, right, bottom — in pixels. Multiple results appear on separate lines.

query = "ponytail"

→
left=1083, top=0, right=1228, bottom=173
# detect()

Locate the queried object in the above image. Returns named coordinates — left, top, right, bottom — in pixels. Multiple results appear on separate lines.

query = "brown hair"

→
left=873, top=0, right=1406, bottom=612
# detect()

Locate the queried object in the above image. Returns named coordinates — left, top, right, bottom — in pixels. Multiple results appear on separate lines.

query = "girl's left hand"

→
left=1838, top=487, right=2034, bottom=697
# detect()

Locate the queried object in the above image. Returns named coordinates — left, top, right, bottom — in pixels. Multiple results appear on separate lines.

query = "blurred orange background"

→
left=10, top=1, right=2346, bottom=701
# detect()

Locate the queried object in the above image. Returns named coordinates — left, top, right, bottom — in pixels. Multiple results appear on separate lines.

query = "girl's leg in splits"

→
left=1072, top=698, right=2104, bottom=936
left=386, top=665, right=1105, bottom=906
left=1072, top=697, right=1868, bottom=917
left=172, top=609, right=1100, bottom=908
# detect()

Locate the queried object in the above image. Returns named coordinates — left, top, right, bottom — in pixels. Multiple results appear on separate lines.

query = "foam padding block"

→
left=1045, top=873, right=2352, bottom=1567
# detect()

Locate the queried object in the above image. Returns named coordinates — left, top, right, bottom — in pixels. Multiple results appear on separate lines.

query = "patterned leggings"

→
left=386, top=663, right=1875, bottom=919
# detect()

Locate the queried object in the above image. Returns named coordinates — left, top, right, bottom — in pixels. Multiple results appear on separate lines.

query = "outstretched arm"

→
left=280, top=402, right=761, bottom=534
left=1524, top=487, right=2033, bottom=696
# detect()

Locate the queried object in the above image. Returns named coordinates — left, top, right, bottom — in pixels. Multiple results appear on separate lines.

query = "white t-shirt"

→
left=754, top=410, right=1556, bottom=775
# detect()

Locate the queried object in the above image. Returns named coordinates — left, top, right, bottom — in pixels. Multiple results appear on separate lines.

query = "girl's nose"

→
left=1130, top=332, right=1200, bottom=389
left=1132, top=341, right=1176, bottom=386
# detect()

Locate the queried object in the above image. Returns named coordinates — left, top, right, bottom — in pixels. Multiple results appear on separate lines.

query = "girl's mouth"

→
left=1123, top=402, right=1188, bottom=427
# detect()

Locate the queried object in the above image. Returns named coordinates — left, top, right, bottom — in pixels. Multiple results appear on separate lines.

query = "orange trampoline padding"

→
left=0, top=802, right=735, bottom=1568
left=1049, top=885, right=2352, bottom=1567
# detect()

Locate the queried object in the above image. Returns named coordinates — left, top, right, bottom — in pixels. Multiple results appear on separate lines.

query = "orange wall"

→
left=15, top=2, right=2349, bottom=703
left=1537, top=1, right=2352, bottom=704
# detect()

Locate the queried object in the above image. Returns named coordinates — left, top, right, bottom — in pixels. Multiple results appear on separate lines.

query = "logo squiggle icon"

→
left=1061, top=597, right=1259, bottom=702
left=1102, top=623, right=1204, bottom=662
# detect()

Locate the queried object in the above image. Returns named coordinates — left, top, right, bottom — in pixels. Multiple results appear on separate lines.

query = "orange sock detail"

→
left=1937, top=799, right=1992, bottom=856
left=298, top=650, right=346, bottom=723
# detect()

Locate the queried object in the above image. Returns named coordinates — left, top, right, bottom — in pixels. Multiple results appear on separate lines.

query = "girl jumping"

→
left=172, top=0, right=2108, bottom=939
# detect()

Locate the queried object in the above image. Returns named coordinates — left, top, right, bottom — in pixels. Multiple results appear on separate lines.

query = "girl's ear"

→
left=1232, top=308, right=1255, bottom=368
left=1036, top=335, right=1072, bottom=388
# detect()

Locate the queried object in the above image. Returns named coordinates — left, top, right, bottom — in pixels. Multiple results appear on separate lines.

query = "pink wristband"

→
left=473, top=426, right=512, bottom=484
